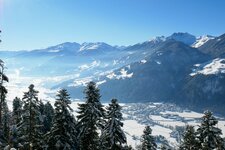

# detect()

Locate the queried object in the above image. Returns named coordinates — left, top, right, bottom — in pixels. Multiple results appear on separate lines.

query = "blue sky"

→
left=0, top=0, right=225, bottom=50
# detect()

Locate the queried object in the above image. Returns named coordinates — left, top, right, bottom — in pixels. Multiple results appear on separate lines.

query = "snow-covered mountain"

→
left=2, top=32, right=225, bottom=116
left=199, top=33, right=225, bottom=57
left=192, top=35, right=215, bottom=48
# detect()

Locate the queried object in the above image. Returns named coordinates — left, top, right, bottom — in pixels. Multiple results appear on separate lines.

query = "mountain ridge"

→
left=2, top=32, right=225, bottom=116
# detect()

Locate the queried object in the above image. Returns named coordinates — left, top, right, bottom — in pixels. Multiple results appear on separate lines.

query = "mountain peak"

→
left=79, top=42, right=111, bottom=51
left=167, top=32, right=196, bottom=45
left=149, top=36, right=166, bottom=43
left=47, top=42, right=80, bottom=52
left=192, top=35, right=215, bottom=48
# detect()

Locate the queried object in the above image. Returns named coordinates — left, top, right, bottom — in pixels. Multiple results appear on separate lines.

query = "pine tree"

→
left=2, top=100, right=10, bottom=148
left=101, top=99, right=127, bottom=150
left=179, top=125, right=199, bottom=150
left=9, top=125, right=19, bottom=149
left=0, top=59, right=9, bottom=147
left=0, top=59, right=8, bottom=126
left=17, top=84, right=42, bottom=150
left=39, top=100, right=45, bottom=133
left=39, top=100, right=45, bottom=116
left=42, top=102, right=54, bottom=133
left=197, top=110, right=225, bottom=150
left=46, top=89, right=78, bottom=150
left=77, top=81, right=105, bottom=150
left=8, top=97, right=22, bottom=149
left=141, top=126, right=157, bottom=150
left=12, top=97, right=22, bottom=125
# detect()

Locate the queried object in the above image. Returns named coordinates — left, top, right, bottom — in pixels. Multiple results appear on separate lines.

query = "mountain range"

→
left=1, top=32, right=225, bottom=115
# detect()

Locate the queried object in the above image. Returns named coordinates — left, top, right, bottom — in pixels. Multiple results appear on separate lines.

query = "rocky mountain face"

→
left=98, top=40, right=209, bottom=103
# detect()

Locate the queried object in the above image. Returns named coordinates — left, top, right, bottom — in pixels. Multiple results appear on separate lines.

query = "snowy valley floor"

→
left=4, top=74, right=225, bottom=148
left=70, top=101, right=225, bottom=148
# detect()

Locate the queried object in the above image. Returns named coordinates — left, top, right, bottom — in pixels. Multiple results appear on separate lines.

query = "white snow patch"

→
left=123, top=119, right=177, bottom=147
left=190, top=58, right=225, bottom=76
left=149, top=36, right=166, bottom=43
left=68, top=77, right=92, bottom=87
left=126, top=65, right=131, bottom=69
left=192, top=35, right=215, bottom=48
left=123, top=120, right=145, bottom=148
left=113, top=60, right=118, bottom=65
left=161, top=111, right=203, bottom=118
left=79, top=43, right=101, bottom=51
left=140, top=59, right=147, bottom=64
left=156, top=61, right=161, bottom=65
left=48, top=49, right=60, bottom=53
left=106, top=69, right=133, bottom=80
left=96, top=80, right=106, bottom=86
left=79, top=60, right=101, bottom=71
left=194, top=64, right=201, bottom=67
left=106, top=72, right=117, bottom=79
left=152, top=125, right=177, bottom=144
left=118, top=68, right=133, bottom=79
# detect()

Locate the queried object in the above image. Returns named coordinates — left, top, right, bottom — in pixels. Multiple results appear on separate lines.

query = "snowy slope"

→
left=192, top=35, right=215, bottom=48
left=190, top=58, right=225, bottom=76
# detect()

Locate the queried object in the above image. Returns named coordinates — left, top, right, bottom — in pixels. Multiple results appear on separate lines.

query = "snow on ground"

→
left=68, top=77, right=93, bottom=87
left=155, top=61, right=161, bottom=65
left=190, top=58, right=225, bottom=76
left=140, top=59, right=147, bottom=64
left=96, top=80, right=106, bottom=86
left=79, top=43, right=101, bottom=51
left=119, top=68, right=133, bottom=79
left=106, top=72, right=117, bottom=79
left=48, top=49, right=60, bottom=53
left=78, top=60, right=101, bottom=71
left=106, top=68, right=133, bottom=80
left=5, top=79, right=225, bottom=149
left=121, top=102, right=225, bottom=148
left=151, top=125, right=177, bottom=144
left=160, top=111, right=203, bottom=118
left=123, top=120, right=145, bottom=148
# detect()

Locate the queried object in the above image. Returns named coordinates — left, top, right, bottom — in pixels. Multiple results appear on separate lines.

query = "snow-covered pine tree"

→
left=42, top=102, right=54, bottom=133
left=17, top=84, right=43, bottom=150
left=46, top=89, right=78, bottom=150
left=0, top=59, right=8, bottom=124
left=8, top=97, right=23, bottom=149
left=77, top=81, right=105, bottom=150
left=0, top=59, right=9, bottom=144
left=39, top=100, right=45, bottom=116
left=39, top=100, right=45, bottom=133
left=2, top=100, right=10, bottom=149
left=12, top=97, right=22, bottom=125
left=141, top=126, right=157, bottom=150
left=100, top=99, right=127, bottom=150
left=179, top=125, right=199, bottom=150
left=197, top=110, right=225, bottom=150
